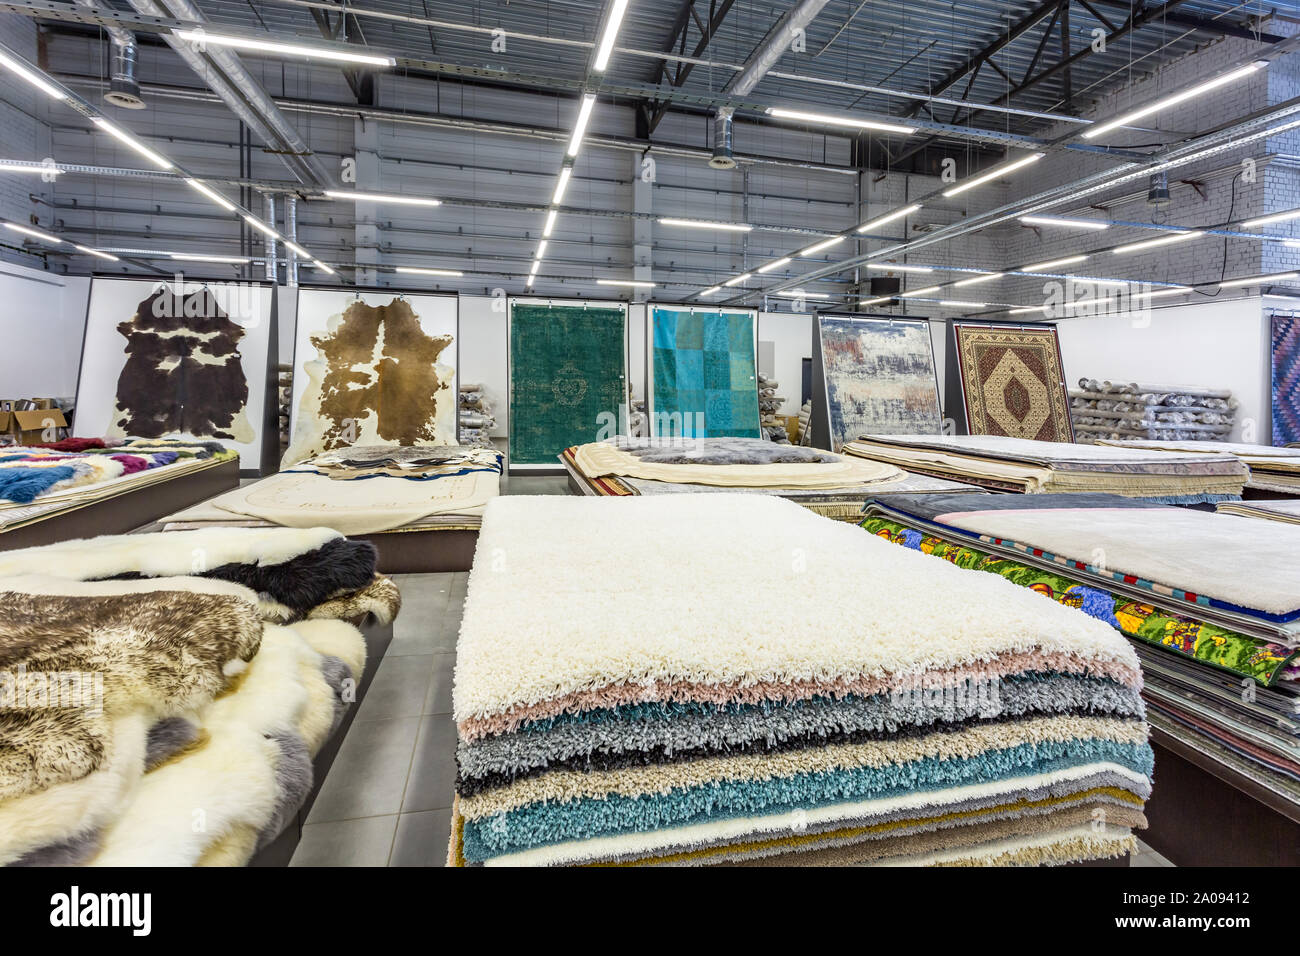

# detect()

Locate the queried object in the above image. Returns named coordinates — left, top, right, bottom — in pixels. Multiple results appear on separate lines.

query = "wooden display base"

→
left=1142, top=728, right=1300, bottom=866
left=352, top=527, right=480, bottom=573
left=251, top=617, right=395, bottom=867
left=0, top=457, right=240, bottom=551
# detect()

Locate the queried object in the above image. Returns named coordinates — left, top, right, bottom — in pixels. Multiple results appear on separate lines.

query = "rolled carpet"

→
left=450, top=495, right=1151, bottom=866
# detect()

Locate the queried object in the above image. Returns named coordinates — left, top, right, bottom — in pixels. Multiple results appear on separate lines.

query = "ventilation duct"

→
left=1147, top=171, right=1172, bottom=207
left=710, top=108, right=735, bottom=170
left=104, top=38, right=144, bottom=109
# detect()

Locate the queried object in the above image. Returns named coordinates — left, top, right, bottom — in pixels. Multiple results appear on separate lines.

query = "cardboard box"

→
left=7, top=408, right=68, bottom=445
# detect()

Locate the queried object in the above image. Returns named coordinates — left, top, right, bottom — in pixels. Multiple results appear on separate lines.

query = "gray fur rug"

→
left=612, top=437, right=839, bottom=466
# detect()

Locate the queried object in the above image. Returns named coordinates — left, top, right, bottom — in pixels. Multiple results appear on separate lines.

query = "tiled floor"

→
left=289, top=473, right=568, bottom=867
left=292, top=470, right=1179, bottom=868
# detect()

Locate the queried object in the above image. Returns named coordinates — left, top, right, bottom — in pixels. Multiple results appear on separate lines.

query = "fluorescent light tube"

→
left=900, top=285, right=940, bottom=298
left=75, top=244, right=119, bottom=261
left=765, top=108, right=914, bottom=136
left=0, top=49, right=66, bottom=99
left=939, top=300, right=987, bottom=308
left=568, top=94, right=597, bottom=157
left=0, top=163, right=58, bottom=175
left=242, top=214, right=282, bottom=240
left=171, top=30, right=396, bottom=67
left=1243, top=208, right=1300, bottom=229
left=170, top=253, right=251, bottom=263
left=954, top=272, right=1003, bottom=286
left=310, top=259, right=335, bottom=274
left=800, top=236, right=845, bottom=255
left=552, top=168, right=572, bottom=204
left=597, top=278, right=655, bottom=288
left=396, top=266, right=464, bottom=277
left=4, top=222, right=60, bottom=243
left=857, top=204, right=921, bottom=234
left=1008, top=306, right=1048, bottom=315
left=1217, top=272, right=1299, bottom=288
left=1022, top=254, right=1088, bottom=272
left=529, top=260, right=540, bottom=276
left=283, top=240, right=310, bottom=258
left=185, top=178, right=236, bottom=211
left=659, top=218, right=752, bottom=232
left=592, top=0, right=629, bottom=71
left=757, top=257, right=792, bottom=274
left=1112, top=230, right=1204, bottom=255
left=525, top=274, right=536, bottom=288
left=775, top=290, right=831, bottom=299
left=867, top=262, right=932, bottom=273
left=324, top=189, right=441, bottom=207
left=700, top=287, right=721, bottom=296
left=1084, top=63, right=1266, bottom=140
left=942, top=152, right=1044, bottom=198
left=859, top=296, right=895, bottom=306
left=543, top=210, right=558, bottom=237
left=536, top=240, right=549, bottom=258
left=92, top=118, right=174, bottom=169
left=723, top=273, right=752, bottom=287
left=1019, top=215, right=1108, bottom=230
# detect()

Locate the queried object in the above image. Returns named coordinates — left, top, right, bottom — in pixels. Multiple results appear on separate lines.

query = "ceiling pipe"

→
left=73, top=0, right=144, bottom=109
left=123, top=0, right=334, bottom=189
left=711, top=0, right=833, bottom=170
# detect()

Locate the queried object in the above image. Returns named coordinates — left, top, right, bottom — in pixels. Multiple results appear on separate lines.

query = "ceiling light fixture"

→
left=954, top=272, right=1004, bottom=286
left=395, top=266, right=464, bottom=277
left=0, top=49, right=67, bottom=99
left=774, top=290, right=831, bottom=299
left=800, top=235, right=846, bottom=256
left=857, top=204, right=921, bottom=233
left=242, top=214, right=282, bottom=240
left=1008, top=306, right=1049, bottom=315
left=170, top=252, right=251, bottom=263
left=92, top=118, right=174, bottom=169
left=700, top=286, right=721, bottom=296
left=567, top=94, right=597, bottom=157
left=542, top=209, right=558, bottom=237
left=596, top=278, right=655, bottom=288
left=592, top=0, right=630, bottom=71
left=1216, top=272, right=1300, bottom=288
left=171, top=30, right=396, bottom=67
left=1112, top=230, right=1204, bottom=255
left=74, top=244, right=119, bottom=261
left=310, top=260, right=335, bottom=274
left=525, top=275, right=536, bottom=288
left=0, top=163, right=58, bottom=175
left=859, top=296, right=896, bottom=307
left=659, top=217, right=753, bottom=232
left=765, top=107, right=914, bottom=135
left=1083, top=62, right=1267, bottom=140
left=723, top=273, right=752, bottom=287
left=1242, top=208, right=1300, bottom=229
left=552, top=167, right=572, bottom=204
left=4, top=222, right=60, bottom=243
left=536, top=240, right=549, bottom=259
left=939, top=300, right=987, bottom=308
left=757, top=257, right=792, bottom=273
left=900, top=285, right=940, bottom=298
left=866, top=262, right=932, bottom=273
left=1022, top=254, right=1089, bottom=272
left=529, top=260, right=541, bottom=277
left=1019, top=215, right=1109, bottom=230
left=324, top=189, right=441, bottom=207
left=184, top=178, right=236, bottom=211
left=942, top=152, right=1044, bottom=198
left=283, top=240, right=310, bottom=258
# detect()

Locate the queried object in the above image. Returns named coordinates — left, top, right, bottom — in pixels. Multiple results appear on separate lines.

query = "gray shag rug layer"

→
left=612, top=437, right=839, bottom=466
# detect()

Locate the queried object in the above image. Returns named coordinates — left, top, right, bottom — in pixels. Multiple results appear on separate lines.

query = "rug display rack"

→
left=0, top=527, right=402, bottom=866
left=859, top=492, right=1300, bottom=866
left=450, top=495, right=1151, bottom=867
left=842, top=433, right=1248, bottom=501
left=1070, top=378, right=1238, bottom=443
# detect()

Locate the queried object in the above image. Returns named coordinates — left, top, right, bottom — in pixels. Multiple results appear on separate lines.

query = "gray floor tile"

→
left=391, top=573, right=454, bottom=636
left=424, top=652, right=456, bottom=715
left=389, top=810, right=454, bottom=867
left=307, top=716, right=421, bottom=822
left=354, top=654, right=436, bottom=722
left=401, top=715, right=459, bottom=813
left=290, top=815, right=398, bottom=867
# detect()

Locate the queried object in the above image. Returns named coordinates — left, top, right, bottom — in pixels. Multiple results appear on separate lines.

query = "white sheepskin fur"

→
left=0, top=526, right=341, bottom=581
left=86, top=621, right=358, bottom=866
left=0, top=713, right=149, bottom=865
left=453, top=495, right=1139, bottom=721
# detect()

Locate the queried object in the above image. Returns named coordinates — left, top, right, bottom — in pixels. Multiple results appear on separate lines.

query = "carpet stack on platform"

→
left=450, top=495, right=1151, bottom=867
left=758, top=373, right=789, bottom=444
left=1097, top=439, right=1300, bottom=494
left=458, top=384, right=496, bottom=446
left=0, top=527, right=399, bottom=867
left=1070, top=379, right=1238, bottom=443
left=860, top=493, right=1300, bottom=815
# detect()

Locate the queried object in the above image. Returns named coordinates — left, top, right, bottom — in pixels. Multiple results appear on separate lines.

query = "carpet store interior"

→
left=3, top=0, right=1300, bottom=878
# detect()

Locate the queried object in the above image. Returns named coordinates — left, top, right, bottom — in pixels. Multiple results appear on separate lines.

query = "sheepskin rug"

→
left=450, top=495, right=1152, bottom=867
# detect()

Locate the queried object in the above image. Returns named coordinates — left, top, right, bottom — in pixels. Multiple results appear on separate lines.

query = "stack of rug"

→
left=1216, top=498, right=1300, bottom=526
left=859, top=493, right=1300, bottom=810
left=1096, top=438, right=1300, bottom=494
left=0, top=439, right=234, bottom=504
left=458, top=384, right=496, bottom=446
left=0, top=527, right=400, bottom=866
left=562, top=437, right=981, bottom=521
left=758, top=374, right=788, bottom=444
left=450, top=495, right=1151, bottom=867
left=843, top=434, right=1246, bottom=502
left=1070, top=379, right=1238, bottom=443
